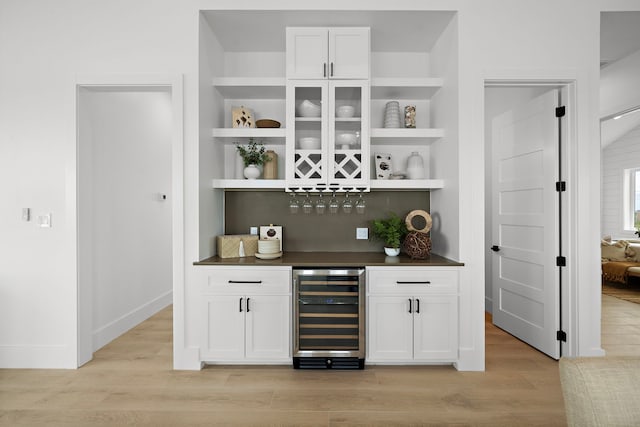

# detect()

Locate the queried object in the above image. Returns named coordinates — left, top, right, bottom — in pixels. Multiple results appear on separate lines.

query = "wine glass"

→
left=288, top=191, right=299, bottom=214
left=315, top=192, right=327, bottom=215
left=302, top=191, right=313, bottom=214
left=329, top=190, right=340, bottom=214
left=342, top=190, right=353, bottom=214
left=355, top=190, right=366, bottom=214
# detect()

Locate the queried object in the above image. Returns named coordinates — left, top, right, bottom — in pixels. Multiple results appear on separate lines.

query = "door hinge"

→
left=557, top=330, right=567, bottom=342
left=556, top=181, right=566, bottom=192
left=555, top=106, right=566, bottom=118
left=556, top=256, right=566, bottom=267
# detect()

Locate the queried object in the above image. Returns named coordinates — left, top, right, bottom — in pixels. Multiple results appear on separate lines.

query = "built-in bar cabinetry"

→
left=197, top=266, right=291, bottom=363
left=366, top=267, right=459, bottom=362
left=207, top=23, right=452, bottom=191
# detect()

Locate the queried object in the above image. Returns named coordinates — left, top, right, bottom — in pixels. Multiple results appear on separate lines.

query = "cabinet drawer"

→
left=367, top=267, right=458, bottom=295
left=200, top=267, right=291, bottom=295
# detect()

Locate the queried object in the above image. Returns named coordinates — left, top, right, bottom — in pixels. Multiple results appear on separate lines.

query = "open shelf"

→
left=370, top=179, right=444, bottom=190
left=212, top=128, right=287, bottom=143
left=212, top=179, right=286, bottom=189
left=212, top=77, right=286, bottom=99
left=371, top=78, right=443, bottom=99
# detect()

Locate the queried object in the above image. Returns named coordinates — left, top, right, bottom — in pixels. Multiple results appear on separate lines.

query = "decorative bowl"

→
left=256, top=119, right=281, bottom=128
left=336, top=105, right=355, bottom=118
left=297, top=100, right=321, bottom=117
left=335, top=132, right=358, bottom=145
left=298, top=137, right=321, bottom=150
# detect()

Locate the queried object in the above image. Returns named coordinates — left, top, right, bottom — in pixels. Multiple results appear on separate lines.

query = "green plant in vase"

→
left=371, top=212, right=408, bottom=256
left=236, top=138, right=269, bottom=179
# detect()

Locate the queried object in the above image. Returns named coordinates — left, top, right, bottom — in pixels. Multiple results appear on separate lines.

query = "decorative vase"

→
left=243, top=164, right=261, bottom=179
left=263, top=150, right=278, bottom=179
left=406, top=151, right=425, bottom=179
left=384, top=247, right=401, bottom=256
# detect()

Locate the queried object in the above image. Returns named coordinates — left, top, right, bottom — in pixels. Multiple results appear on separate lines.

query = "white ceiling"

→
left=601, top=11, right=640, bottom=66
left=202, top=10, right=455, bottom=52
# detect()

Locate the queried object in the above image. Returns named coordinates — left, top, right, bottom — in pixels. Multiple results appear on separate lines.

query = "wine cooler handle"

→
left=246, top=298, right=250, bottom=312
left=408, top=298, right=412, bottom=313
left=239, top=297, right=243, bottom=312
left=416, top=298, right=420, bottom=314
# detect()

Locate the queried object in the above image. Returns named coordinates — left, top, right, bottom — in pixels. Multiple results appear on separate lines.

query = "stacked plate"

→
left=255, top=239, right=282, bottom=259
left=384, top=101, right=401, bottom=128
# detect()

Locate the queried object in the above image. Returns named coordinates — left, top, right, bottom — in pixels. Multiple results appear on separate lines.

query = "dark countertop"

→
left=194, top=252, right=463, bottom=267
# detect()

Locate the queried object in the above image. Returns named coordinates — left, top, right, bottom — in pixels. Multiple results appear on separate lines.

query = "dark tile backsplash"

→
left=224, top=190, right=430, bottom=252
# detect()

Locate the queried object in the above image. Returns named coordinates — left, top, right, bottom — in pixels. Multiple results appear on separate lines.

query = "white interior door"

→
left=491, top=89, right=560, bottom=359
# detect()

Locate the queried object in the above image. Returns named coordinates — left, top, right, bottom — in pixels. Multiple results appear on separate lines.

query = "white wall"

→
left=483, top=87, right=550, bottom=313
left=602, top=124, right=640, bottom=239
left=79, top=90, right=173, bottom=352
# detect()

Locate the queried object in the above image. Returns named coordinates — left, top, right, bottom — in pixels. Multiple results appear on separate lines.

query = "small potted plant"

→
left=236, top=138, right=269, bottom=179
left=371, top=213, right=408, bottom=256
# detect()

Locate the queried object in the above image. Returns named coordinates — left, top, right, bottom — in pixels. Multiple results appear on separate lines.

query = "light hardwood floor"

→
left=1, top=296, right=638, bottom=426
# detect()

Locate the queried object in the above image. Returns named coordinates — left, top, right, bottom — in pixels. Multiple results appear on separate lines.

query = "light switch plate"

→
left=356, top=227, right=368, bottom=240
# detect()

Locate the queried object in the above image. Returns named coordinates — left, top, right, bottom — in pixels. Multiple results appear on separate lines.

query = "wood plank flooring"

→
left=1, top=296, right=637, bottom=426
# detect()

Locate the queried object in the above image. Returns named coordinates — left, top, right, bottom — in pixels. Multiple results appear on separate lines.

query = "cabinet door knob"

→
left=408, top=298, right=412, bottom=313
left=239, top=297, right=243, bottom=312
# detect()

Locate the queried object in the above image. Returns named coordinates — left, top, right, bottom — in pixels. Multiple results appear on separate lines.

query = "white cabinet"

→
left=199, top=267, right=291, bottom=363
left=367, top=267, right=459, bottom=363
left=286, top=79, right=369, bottom=188
left=286, top=27, right=370, bottom=80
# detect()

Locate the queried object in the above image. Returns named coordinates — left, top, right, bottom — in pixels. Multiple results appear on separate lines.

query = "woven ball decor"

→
left=403, top=231, right=432, bottom=259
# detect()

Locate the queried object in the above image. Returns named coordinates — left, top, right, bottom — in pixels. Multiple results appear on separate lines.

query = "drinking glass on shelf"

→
left=329, top=190, right=340, bottom=214
left=302, top=191, right=313, bottom=214
left=355, top=190, right=366, bottom=214
left=288, top=191, right=300, bottom=214
left=315, top=192, right=327, bottom=215
left=342, top=191, right=353, bottom=214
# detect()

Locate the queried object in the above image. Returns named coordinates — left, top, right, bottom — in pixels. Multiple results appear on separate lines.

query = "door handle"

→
left=491, top=245, right=500, bottom=252
left=416, top=298, right=420, bottom=314
left=330, top=62, right=334, bottom=77
left=239, top=297, right=243, bottom=312
left=246, top=298, right=250, bottom=312
left=408, top=298, right=412, bottom=313
left=323, top=63, right=327, bottom=77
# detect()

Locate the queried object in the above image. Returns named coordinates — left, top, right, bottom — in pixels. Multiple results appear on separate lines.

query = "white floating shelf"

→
left=370, top=179, right=444, bottom=190
left=212, top=179, right=286, bottom=189
left=370, top=128, right=444, bottom=145
left=212, top=128, right=286, bottom=139
left=212, top=77, right=286, bottom=99
left=371, top=78, right=443, bottom=100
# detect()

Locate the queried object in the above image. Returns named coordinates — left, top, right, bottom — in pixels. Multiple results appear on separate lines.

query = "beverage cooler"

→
left=293, top=268, right=365, bottom=369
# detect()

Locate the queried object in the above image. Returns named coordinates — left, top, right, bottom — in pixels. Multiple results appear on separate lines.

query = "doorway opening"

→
left=484, top=81, right=573, bottom=359
left=76, top=77, right=184, bottom=367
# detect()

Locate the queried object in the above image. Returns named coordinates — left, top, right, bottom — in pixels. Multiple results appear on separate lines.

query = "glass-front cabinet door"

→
left=286, top=80, right=369, bottom=189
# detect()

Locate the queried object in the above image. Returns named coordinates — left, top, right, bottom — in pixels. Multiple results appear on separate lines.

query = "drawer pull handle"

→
left=396, top=281, right=431, bottom=285
left=228, top=280, right=262, bottom=284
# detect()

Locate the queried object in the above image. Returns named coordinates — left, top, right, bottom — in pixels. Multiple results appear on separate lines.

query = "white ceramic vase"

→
left=384, top=247, right=401, bottom=256
left=406, top=151, right=425, bottom=179
left=243, top=164, right=261, bottom=179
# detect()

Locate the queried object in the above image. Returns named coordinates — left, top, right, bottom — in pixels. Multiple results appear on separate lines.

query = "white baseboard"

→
left=485, top=296, right=493, bottom=314
left=92, top=290, right=172, bottom=351
left=0, top=344, right=76, bottom=369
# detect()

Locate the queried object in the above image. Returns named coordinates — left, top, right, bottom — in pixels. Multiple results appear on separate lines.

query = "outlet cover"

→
left=356, top=227, right=368, bottom=240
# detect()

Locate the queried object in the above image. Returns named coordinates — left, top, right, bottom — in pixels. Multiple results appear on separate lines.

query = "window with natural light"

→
left=624, top=167, right=640, bottom=231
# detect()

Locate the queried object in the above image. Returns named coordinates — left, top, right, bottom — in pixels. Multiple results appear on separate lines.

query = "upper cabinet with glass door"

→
left=286, top=27, right=370, bottom=80
left=286, top=80, right=369, bottom=189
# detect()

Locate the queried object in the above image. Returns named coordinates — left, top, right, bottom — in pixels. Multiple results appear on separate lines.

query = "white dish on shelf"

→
left=297, top=100, right=321, bottom=117
left=255, top=251, right=283, bottom=260
left=336, top=105, right=355, bottom=118
left=298, top=136, right=321, bottom=149
left=336, top=132, right=358, bottom=145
